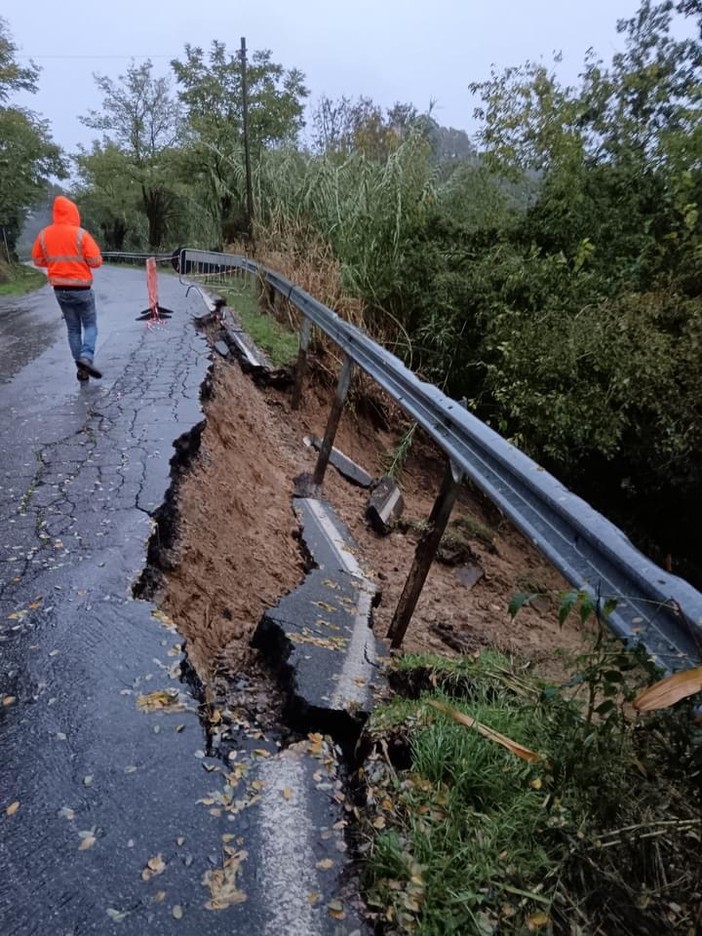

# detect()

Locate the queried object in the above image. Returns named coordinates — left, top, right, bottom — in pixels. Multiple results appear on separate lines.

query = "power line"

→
left=16, top=53, right=174, bottom=60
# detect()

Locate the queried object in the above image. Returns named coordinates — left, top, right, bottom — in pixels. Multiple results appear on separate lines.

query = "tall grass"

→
left=208, top=136, right=440, bottom=351
left=363, top=652, right=702, bottom=935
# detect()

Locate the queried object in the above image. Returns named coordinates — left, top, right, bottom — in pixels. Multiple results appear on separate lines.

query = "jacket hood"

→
left=53, top=196, right=80, bottom=226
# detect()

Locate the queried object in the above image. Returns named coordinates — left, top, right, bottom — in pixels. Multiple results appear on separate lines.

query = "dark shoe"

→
left=78, top=357, right=102, bottom=379
left=77, top=366, right=89, bottom=382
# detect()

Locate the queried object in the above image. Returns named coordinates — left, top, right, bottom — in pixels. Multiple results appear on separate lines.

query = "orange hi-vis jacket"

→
left=32, top=196, right=103, bottom=288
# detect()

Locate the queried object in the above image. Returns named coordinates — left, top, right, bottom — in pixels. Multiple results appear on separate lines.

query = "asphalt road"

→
left=0, top=267, right=230, bottom=933
left=0, top=268, right=364, bottom=935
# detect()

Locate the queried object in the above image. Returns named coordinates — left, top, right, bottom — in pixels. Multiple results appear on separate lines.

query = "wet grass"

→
left=214, top=278, right=299, bottom=368
left=361, top=651, right=702, bottom=935
left=0, top=265, right=46, bottom=296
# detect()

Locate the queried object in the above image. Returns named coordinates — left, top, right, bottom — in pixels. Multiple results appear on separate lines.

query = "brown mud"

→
left=159, top=358, right=593, bottom=686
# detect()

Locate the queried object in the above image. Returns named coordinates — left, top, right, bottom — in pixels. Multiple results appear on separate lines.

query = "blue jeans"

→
left=55, top=288, right=97, bottom=364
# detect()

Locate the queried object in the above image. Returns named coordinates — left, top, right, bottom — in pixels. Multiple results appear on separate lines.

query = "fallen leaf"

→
left=106, top=908, right=127, bottom=922
left=428, top=700, right=542, bottom=763
left=316, top=858, right=334, bottom=870
left=526, top=911, right=551, bottom=931
left=307, top=891, right=321, bottom=905
left=152, top=609, right=176, bottom=629
left=6, top=801, right=20, bottom=816
left=154, top=891, right=166, bottom=903
left=172, top=904, right=184, bottom=919
left=634, top=666, right=702, bottom=712
left=176, top=836, right=186, bottom=846
left=136, top=689, right=180, bottom=712
left=327, top=899, right=346, bottom=921
left=78, top=834, right=96, bottom=850
left=202, top=852, right=248, bottom=910
left=2, top=695, right=16, bottom=706
left=530, top=778, right=542, bottom=791
left=58, top=806, right=75, bottom=820
left=142, top=854, right=167, bottom=880
left=83, top=775, right=93, bottom=787
left=282, top=787, right=293, bottom=801
left=372, top=816, right=386, bottom=829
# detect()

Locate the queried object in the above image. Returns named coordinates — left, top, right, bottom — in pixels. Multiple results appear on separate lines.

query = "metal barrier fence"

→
left=102, top=251, right=175, bottom=266
left=176, top=247, right=702, bottom=671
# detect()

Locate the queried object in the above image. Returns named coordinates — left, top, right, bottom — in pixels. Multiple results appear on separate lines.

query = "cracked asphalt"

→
left=0, top=268, right=365, bottom=936
left=0, top=268, right=229, bottom=933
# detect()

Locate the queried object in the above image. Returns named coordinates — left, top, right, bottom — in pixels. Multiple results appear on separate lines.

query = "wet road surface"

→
left=0, top=268, right=230, bottom=933
left=0, top=268, right=365, bottom=935
left=0, top=276, right=63, bottom=384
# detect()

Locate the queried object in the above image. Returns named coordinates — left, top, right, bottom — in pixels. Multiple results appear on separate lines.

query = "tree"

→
left=81, top=61, right=182, bottom=249
left=74, top=142, right=143, bottom=250
left=0, top=16, right=39, bottom=102
left=470, top=1, right=702, bottom=174
left=0, top=17, right=65, bottom=259
left=171, top=42, right=308, bottom=242
left=310, top=96, right=430, bottom=160
left=460, top=0, right=702, bottom=559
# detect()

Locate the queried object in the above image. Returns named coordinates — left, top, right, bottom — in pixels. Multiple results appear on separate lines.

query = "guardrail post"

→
left=291, top=316, right=312, bottom=411
left=312, top=354, right=354, bottom=487
left=387, top=458, right=464, bottom=649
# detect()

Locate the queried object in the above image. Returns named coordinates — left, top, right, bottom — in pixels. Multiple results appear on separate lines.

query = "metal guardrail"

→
left=102, top=251, right=175, bottom=265
left=178, top=248, right=702, bottom=672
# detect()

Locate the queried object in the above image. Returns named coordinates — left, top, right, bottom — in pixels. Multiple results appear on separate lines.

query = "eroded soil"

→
left=160, top=355, right=594, bottom=687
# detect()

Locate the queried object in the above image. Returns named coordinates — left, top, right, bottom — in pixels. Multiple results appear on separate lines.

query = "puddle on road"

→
left=0, top=303, right=63, bottom=383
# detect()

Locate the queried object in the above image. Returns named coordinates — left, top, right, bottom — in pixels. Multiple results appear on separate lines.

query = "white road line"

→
left=305, top=499, right=363, bottom=578
left=330, top=584, right=376, bottom=710
left=257, top=752, right=322, bottom=936
left=303, top=500, right=377, bottom=710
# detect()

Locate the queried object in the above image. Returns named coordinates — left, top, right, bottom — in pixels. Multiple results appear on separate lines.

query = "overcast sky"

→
left=7, top=0, right=654, bottom=153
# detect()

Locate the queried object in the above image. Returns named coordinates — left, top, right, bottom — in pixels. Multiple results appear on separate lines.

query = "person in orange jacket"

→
left=32, top=195, right=104, bottom=381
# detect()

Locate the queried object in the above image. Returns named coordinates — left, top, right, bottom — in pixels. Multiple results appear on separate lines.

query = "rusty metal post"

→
left=387, top=459, right=463, bottom=648
left=312, top=354, right=353, bottom=486
left=291, top=316, right=312, bottom=411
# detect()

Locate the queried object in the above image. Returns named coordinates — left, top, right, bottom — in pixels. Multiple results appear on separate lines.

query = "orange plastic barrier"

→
left=146, top=257, right=159, bottom=319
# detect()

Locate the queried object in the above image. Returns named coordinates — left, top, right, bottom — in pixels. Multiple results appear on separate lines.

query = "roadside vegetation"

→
left=360, top=633, right=702, bottom=935
left=216, top=278, right=298, bottom=368
left=0, top=262, right=45, bottom=296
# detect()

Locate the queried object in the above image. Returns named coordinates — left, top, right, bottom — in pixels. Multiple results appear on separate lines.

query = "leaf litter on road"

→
left=136, top=689, right=183, bottom=712
left=78, top=831, right=96, bottom=851
left=202, top=849, right=248, bottom=910
left=142, top=854, right=167, bottom=881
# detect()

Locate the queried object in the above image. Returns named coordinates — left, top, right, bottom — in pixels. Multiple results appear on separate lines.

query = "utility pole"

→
left=240, top=36, right=255, bottom=243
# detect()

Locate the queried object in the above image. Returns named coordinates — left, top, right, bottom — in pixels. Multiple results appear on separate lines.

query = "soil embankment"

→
left=160, top=358, right=591, bottom=684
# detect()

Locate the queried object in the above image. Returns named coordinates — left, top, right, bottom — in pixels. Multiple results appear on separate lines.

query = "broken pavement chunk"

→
left=366, top=476, right=404, bottom=534
left=303, top=435, right=373, bottom=488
